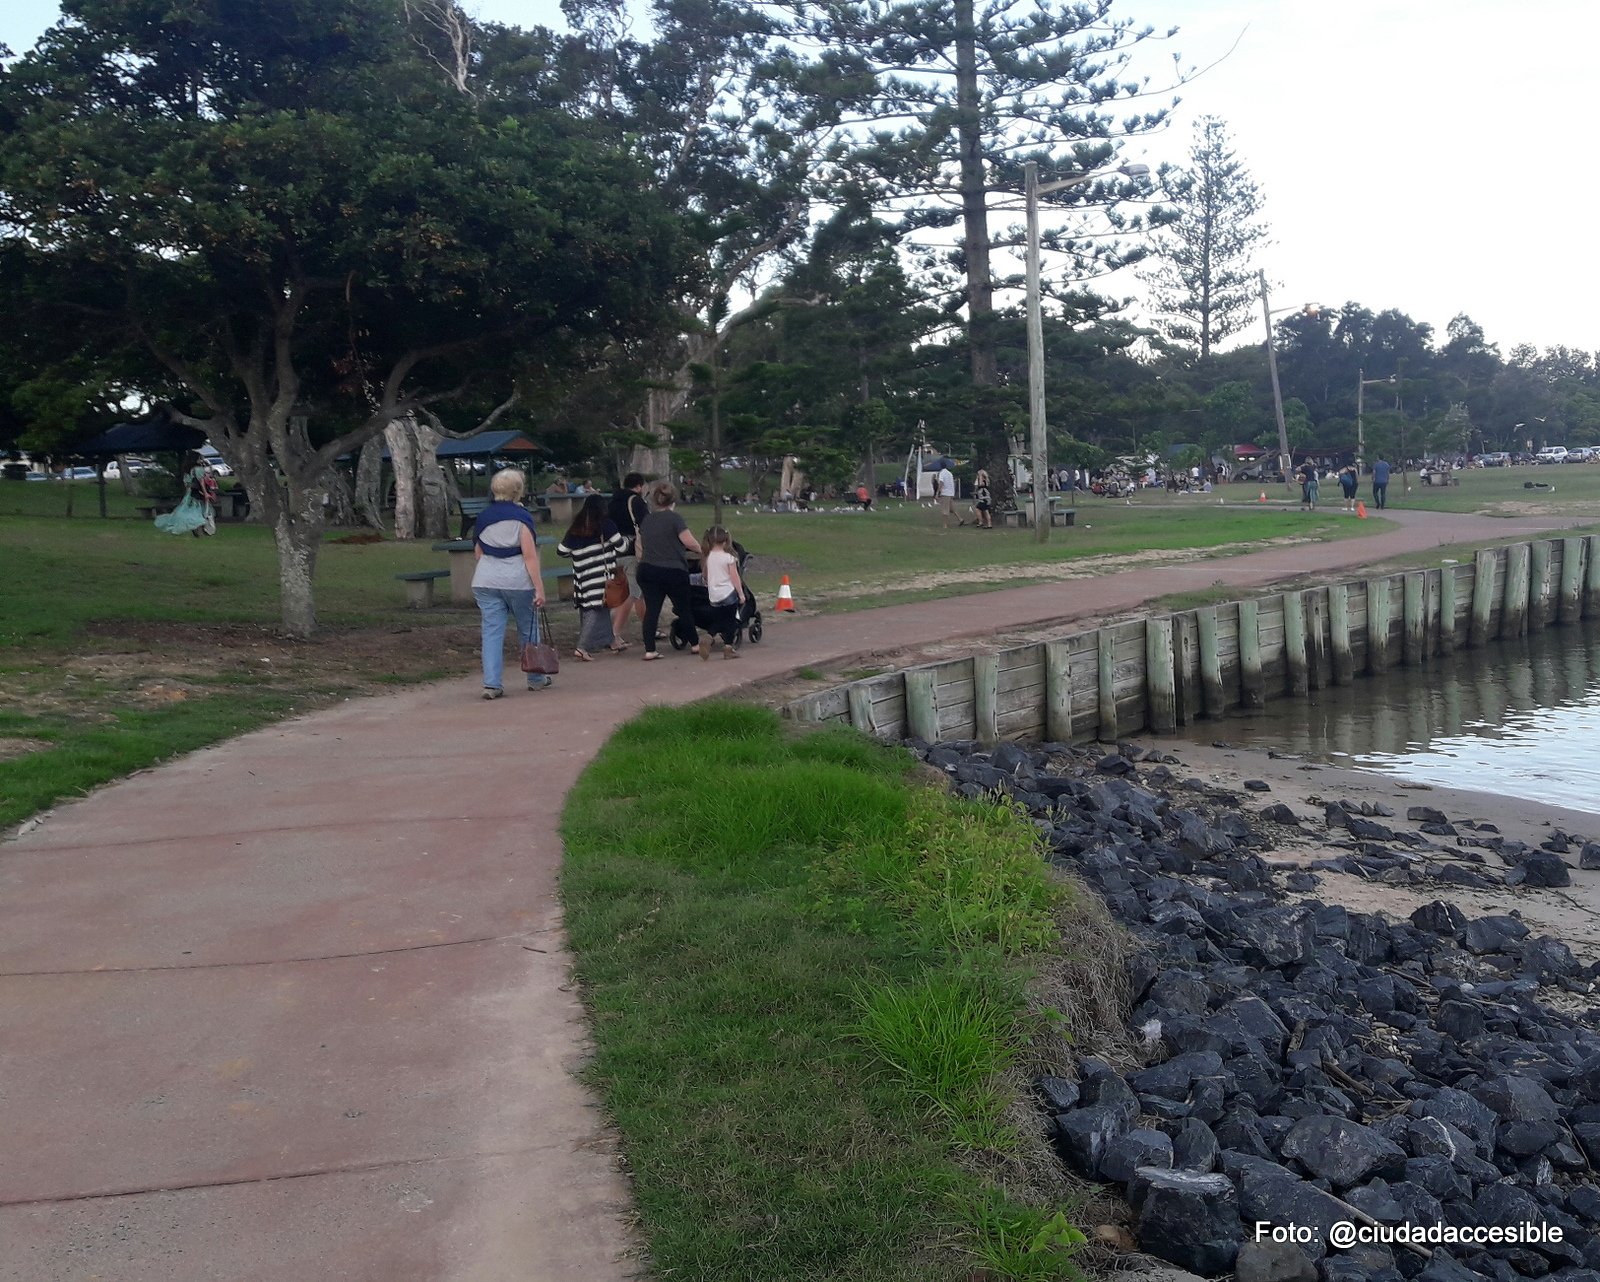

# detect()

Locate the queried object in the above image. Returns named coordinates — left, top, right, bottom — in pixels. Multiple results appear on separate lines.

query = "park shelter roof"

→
left=73, top=420, right=207, bottom=458
left=385, top=429, right=544, bottom=460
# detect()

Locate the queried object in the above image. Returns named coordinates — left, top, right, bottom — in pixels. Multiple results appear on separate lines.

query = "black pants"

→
left=1373, top=483, right=1388, bottom=510
left=708, top=594, right=741, bottom=647
left=639, top=562, right=696, bottom=652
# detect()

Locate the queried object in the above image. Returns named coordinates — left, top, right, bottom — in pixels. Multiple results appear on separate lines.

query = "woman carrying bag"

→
left=470, top=468, right=550, bottom=699
left=556, top=494, right=630, bottom=660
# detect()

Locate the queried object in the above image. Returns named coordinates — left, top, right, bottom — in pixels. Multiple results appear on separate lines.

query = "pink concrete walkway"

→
left=0, top=507, right=1583, bottom=1281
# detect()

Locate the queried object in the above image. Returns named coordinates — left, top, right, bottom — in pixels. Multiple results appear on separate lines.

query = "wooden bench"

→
left=1049, top=502, right=1077, bottom=527
left=456, top=496, right=490, bottom=538
left=395, top=569, right=450, bottom=608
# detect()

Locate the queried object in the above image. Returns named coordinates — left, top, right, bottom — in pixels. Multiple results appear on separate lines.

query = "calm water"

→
left=1175, top=619, right=1600, bottom=817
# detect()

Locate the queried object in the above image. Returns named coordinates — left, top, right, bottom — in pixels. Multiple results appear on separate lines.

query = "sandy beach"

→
left=1138, top=735, right=1600, bottom=973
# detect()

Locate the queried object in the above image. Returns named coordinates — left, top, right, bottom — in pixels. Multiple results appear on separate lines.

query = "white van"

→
left=1535, top=446, right=1568, bottom=465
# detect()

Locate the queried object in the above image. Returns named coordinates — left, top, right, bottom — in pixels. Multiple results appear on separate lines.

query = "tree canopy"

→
left=0, top=0, right=683, bottom=633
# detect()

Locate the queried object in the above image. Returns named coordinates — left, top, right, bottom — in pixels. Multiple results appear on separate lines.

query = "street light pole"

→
left=1024, top=159, right=1147, bottom=542
left=1356, top=370, right=1394, bottom=476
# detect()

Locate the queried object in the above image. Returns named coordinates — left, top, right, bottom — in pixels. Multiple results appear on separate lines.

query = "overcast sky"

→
left=4, top=0, right=1595, bottom=357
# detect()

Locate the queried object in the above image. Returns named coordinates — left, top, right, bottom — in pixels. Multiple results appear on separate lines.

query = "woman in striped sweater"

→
left=556, top=495, right=629, bottom=661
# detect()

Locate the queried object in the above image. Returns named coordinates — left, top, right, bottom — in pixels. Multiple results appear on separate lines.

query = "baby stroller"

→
left=669, top=541, right=764, bottom=651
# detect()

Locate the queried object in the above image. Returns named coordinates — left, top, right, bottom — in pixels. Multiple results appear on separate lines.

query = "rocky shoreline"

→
left=909, top=735, right=1600, bottom=1282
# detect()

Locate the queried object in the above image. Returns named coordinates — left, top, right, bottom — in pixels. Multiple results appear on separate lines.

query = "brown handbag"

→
left=602, top=564, right=630, bottom=608
left=519, top=607, right=560, bottom=675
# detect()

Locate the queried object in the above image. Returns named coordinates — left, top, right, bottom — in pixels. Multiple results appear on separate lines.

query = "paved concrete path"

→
left=0, top=508, right=1585, bottom=1281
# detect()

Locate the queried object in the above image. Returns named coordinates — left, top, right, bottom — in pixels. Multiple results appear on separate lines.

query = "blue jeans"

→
left=473, top=587, right=551, bottom=690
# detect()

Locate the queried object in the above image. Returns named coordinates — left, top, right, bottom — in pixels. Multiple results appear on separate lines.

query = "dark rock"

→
left=1347, top=815, right=1399, bottom=841
left=1498, top=1118, right=1564, bottom=1156
left=1260, top=803, right=1300, bottom=825
left=1408, top=806, right=1450, bottom=825
left=1460, top=915, right=1532, bottom=955
left=1100, top=1127, right=1174, bottom=1183
left=1234, top=1238, right=1317, bottom=1282
left=1080, top=1070, right=1142, bottom=1123
left=1172, top=1117, right=1220, bottom=1172
left=1523, top=936, right=1582, bottom=982
left=1410, top=1088, right=1498, bottom=1152
left=1096, top=753, right=1136, bottom=775
left=1320, top=1244, right=1404, bottom=1282
left=1052, top=1104, right=1130, bottom=1178
left=1474, top=1073, right=1562, bottom=1123
left=1130, top=1167, right=1242, bottom=1275
left=1411, top=900, right=1468, bottom=937
left=1036, top=1075, right=1079, bottom=1114
left=1280, top=1115, right=1408, bottom=1188
left=1244, top=779, right=1273, bottom=792
left=1131, top=1050, right=1227, bottom=1101
left=1416, top=1250, right=1488, bottom=1282
left=1518, top=850, right=1573, bottom=888
left=1345, top=1176, right=1407, bottom=1224
left=1437, top=1000, right=1486, bottom=1044
left=1285, top=872, right=1320, bottom=892
left=1580, top=843, right=1600, bottom=871
left=1232, top=1162, right=1346, bottom=1261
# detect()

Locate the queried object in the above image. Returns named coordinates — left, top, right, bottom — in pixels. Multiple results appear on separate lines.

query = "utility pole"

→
left=1258, top=269, right=1292, bottom=489
left=1025, top=160, right=1048, bottom=539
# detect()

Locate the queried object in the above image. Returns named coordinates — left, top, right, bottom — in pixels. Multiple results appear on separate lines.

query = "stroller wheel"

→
left=748, top=617, right=763, bottom=643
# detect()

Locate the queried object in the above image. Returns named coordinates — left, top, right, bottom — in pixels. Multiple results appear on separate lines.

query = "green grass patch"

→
left=561, top=703, right=1085, bottom=1280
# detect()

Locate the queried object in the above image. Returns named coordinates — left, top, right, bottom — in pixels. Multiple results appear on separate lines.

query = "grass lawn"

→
left=1379, top=462, right=1600, bottom=515
left=684, top=488, right=1387, bottom=612
left=0, top=482, right=482, bottom=827
left=561, top=703, right=1104, bottom=1281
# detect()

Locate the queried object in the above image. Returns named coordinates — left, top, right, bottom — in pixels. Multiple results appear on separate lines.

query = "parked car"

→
left=25, top=470, right=47, bottom=482
left=1565, top=446, right=1598, bottom=462
left=200, top=449, right=233, bottom=477
left=57, top=466, right=98, bottom=481
left=1535, top=446, right=1569, bottom=465
left=1478, top=451, right=1511, bottom=466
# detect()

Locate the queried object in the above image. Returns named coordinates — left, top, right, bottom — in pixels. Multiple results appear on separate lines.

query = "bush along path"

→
left=911, top=736, right=1600, bottom=1282
left=559, top=703, right=1125, bottom=1282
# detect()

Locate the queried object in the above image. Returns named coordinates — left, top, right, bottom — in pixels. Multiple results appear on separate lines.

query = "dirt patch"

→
left=806, top=536, right=1326, bottom=605
left=0, top=737, right=49, bottom=761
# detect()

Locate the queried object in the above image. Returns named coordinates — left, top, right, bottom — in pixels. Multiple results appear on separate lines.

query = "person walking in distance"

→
left=1371, top=456, right=1392, bottom=511
left=972, top=469, right=993, bottom=529
left=935, top=461, right=960, bottom=529
left=1338, top=463, right=1359, bottom=512
left=606, top=472, right=648, bottom=648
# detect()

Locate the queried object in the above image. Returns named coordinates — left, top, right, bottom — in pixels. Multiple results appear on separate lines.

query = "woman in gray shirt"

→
left=636, top=481, right=705, bottom=660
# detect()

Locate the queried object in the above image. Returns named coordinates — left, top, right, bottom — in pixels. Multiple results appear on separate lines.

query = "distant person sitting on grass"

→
left=855, top=484, right=872, bottom=511
left=154, top=452, right=218, bottom=538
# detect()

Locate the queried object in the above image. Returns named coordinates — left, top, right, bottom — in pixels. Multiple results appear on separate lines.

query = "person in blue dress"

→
left=154, top=453, right=217, bottom=537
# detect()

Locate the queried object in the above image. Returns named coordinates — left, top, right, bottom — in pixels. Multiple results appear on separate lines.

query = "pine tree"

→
left=787, top=0, right=1176, bottom=493
left=1145, top=117, right=1268, bottom=359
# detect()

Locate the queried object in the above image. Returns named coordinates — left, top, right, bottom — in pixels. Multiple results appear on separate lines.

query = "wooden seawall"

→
left=785, top=536, right=1600, bottom=744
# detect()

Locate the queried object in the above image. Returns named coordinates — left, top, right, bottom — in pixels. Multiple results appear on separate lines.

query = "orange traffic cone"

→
left=775, top=574, right=796, bottom=612
left=1356, top=501, right=1368, bottom=519
left=1258, top=490, right=1267, bottom=504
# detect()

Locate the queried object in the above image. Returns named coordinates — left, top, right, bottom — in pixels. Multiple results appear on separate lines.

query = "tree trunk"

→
left=115, top=455, right=136, bottom=495
left=414, top=418, right=450, bottom=540
left=955, top=0, right=995, bottom=388
left=354, top=437, right=387, bottom=532
left=387, top=417, right=418, bottom=540
left=271, top=499, right=324, bottom=638
left=325, top=464, right=356, bottom=527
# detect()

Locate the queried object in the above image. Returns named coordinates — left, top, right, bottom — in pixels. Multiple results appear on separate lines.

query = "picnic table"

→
left=430, top=536, right=564, bottom=605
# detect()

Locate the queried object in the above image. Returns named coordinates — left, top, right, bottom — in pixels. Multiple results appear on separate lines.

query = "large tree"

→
left=0, top=0, right=681, bottom=634
left=787, top=0, right=1175, bottom=495
left=1143, top=116, right=1268, bottom=359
